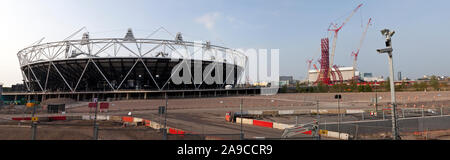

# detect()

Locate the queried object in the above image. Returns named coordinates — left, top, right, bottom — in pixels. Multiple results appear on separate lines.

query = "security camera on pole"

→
left=376, top=28, right=400, bottom=140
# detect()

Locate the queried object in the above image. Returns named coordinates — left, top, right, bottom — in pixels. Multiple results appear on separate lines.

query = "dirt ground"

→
left=0, top=91, right=449, bottom=140
left=0, top=120, right=183, bottom=140
left=358, top=129, right=450, bottom=140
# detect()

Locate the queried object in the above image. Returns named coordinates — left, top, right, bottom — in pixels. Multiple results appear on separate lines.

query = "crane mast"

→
left=352, top=18, right=372, bottom=81
left=306, top=59, right=313, bottom=83
left=328, top=4, right=363, bottom=75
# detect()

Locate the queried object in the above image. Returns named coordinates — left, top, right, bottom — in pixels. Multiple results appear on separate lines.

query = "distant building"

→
left=307, top=66, right=358, bottom=83
left=279, top=76, right=294, bottom=86
left=363, top=73, right=373, bottom=78
left=360, top=72, right=384, bottom=82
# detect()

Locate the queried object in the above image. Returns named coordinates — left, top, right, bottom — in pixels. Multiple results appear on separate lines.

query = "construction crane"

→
left=351, top=18, right=372, bottom=81
left=313, top=64, right=321, bottom=84
left=333, top=65, right=344, bottom=85
left=306, top=59, right=313, bottom=84
left=328, top=4, right=363, bottom=73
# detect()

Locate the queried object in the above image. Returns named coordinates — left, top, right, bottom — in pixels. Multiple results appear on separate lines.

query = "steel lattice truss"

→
left=17, top=31, right=248, bottom=93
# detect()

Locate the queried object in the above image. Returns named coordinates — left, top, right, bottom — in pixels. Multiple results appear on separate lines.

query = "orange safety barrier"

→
left=253, top=120, right=273, bottom=128
left=12, top=117, right=31, bottom=121
left=88, top=103, right=97, bottom=108
left=298, top=130, right=312, bottom=135
left=26, top=103, right=35, bottom=108
left=100, top=102, right=109, bottom=109
left=144, top=120, right=151, bottom=127
left=169, top=128, right=185, bottom=135
left=122, top=116, right=134, bottom=123
left=225, top=115, right=231, bottom=122
left=49, top=116, right=66, bottom=121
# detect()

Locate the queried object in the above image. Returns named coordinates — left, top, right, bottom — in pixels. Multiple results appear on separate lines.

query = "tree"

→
left=412, top=82, right=420, bottom=91
left=419, top=82, right=428, bottom=91
left=296, top=82, right=301, bottom=93
left=383, top=78, right=391, bottom=92
left=358, top=85, right=364, bottom=92
left=364, top=85, right=373, bottom=92
left=317, top=82, right=328, bottom=93
left=349, top=80, right=357, bottom=92
left=280, top=84, right=288, bottom=93
left=441, top=82, right=448, bottom=91
left=400, top=82, right=407, bottom=90
left=430, top=76, right=440, bottom=91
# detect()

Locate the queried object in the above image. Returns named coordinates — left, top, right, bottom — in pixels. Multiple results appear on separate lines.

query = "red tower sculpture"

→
left=318, top=38, right=330, bottom=85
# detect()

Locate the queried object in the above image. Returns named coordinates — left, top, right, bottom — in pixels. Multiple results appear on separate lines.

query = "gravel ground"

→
left=0, top=91, right=448, bottom=140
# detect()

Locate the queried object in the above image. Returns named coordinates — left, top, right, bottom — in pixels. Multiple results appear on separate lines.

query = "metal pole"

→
left=441, top=107, right=443, bottom=117
left=316, top=100, right=320, bottom=140
left=383, top=110, right=385, bottom=120
left=402, top=108, right=405, bottom=118
left=296, top=116, right=298, bottom=126
left=163, top=93, right=168, bottom=140
left=316, top=100, right=320, bottom=125
left=388, top=53, right=400, bottom=140
left=240, top=98, right=243, bottom=140
left=422, top=107, right=424, bottom=117
left=31, top=98, right=37, bottom=140
left=30, top=81, right=37, bottom=140
left=375, top=88, right=378, bottom=112
left=338, top=98, right=340, bottom=140
left=93, top=99, right=98, bottom=140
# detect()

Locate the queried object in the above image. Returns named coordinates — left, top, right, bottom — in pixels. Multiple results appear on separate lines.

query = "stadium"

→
left=14, top=28, right=255, bottom=100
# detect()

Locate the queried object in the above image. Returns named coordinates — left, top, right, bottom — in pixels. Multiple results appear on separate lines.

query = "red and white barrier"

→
left=253, top=120, right=273, bottom=128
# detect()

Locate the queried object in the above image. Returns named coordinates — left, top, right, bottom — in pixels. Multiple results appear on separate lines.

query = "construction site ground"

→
left=0, top=91, right=449, bottom=140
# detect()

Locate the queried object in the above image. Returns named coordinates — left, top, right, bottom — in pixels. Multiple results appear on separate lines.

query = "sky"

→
left=0, top=0, right=449, bottom=86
